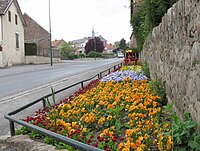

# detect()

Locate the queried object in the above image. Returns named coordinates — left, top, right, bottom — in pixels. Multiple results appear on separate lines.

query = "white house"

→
left=0, top=0, right=26, bottom=67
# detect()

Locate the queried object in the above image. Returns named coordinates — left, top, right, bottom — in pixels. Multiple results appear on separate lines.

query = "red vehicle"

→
left=124, top=49, right=139, bottom=65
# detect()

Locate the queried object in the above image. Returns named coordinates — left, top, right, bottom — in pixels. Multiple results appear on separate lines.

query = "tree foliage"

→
left=130, top=0, right=178, bottom=49
left=85, top=37, right=104, bottom=54
left=59, top=42, right=75, bottom=59
left=119, top=38, right=127, bottom=50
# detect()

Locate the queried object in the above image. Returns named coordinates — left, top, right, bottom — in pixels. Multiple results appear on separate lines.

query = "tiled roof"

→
left=72, top=37, right=88, bottom=44
left=106, top=44, right=114, bottom=49
left=52, top=39, right=66, bottom=47
left=0, top=0, right=26, bottom=26
left=23, top=13, right=49, bottom=41
left=0, top=0, right=12, bottom=15
left=99, top=35, right=106, bottom=41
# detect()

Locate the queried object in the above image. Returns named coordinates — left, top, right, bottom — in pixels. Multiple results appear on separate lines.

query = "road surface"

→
left=0, top=58, right=123, bottom=136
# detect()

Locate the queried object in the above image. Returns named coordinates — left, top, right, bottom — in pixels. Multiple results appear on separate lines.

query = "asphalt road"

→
left=0, top=58, right=123, bottom=136
left=0, top=58, right=122, bottom=100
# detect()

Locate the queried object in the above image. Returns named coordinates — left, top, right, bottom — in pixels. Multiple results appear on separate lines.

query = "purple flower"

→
left=100, top=71, right=147, bottom=82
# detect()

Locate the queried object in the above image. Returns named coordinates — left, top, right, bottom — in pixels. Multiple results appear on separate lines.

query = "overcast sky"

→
left=18, top=0, right=132, bottom=44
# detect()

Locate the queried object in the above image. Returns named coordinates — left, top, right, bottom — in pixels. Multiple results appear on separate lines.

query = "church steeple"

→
left=92, top=27, right=95, bottom=38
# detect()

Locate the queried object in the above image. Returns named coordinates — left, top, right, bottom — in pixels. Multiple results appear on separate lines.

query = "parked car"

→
left=117, top=52, right=124, bottom=58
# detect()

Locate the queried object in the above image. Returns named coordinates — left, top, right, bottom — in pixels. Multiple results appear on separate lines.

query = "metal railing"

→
left=4, top=62, right=123, bottom=151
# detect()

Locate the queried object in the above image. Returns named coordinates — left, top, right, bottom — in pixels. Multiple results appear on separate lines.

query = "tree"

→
left=59, top=42, right=75, bottom=59
left=119, top=38, right=127, bottom=50
left=85, top=37, right=104, bottom=54
left=114, top=41, right=120, bottom=48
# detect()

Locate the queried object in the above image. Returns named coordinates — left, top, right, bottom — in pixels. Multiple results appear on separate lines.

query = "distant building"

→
left=0, top=0, right=26, bottom=67
left=104, top=44, right=114, bottom=53
left=52, top=39, right=66, bottom=49
left=23, top=13, right=60, bottom=64
left=72, top=37, right=88, bottom=49
left=99, top=35, right=107, bottom=48
left=72, top=35, right=107, bottom=54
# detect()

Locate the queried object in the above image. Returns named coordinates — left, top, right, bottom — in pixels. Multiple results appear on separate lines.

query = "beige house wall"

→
left=1, top=2, right=25, bottom=67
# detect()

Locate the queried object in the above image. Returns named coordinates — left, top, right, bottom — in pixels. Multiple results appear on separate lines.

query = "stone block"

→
left=191, top=42, right=200, bottom=66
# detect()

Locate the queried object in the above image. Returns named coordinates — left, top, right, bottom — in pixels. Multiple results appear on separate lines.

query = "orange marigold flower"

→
left=107, top=104, right=114, bottom=109
left=130, top=143, right=137, bottom=149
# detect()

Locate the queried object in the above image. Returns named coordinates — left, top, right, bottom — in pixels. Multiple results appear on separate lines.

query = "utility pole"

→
left=49, top=0, right=53, bottom=66
left=92, top=27, right=96, bottom=59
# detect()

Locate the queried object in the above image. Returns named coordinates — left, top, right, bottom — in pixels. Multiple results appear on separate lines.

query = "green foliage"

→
left=148, top=79, right=167, bottom=106
left=78, top=53, right=85, bottom=58
left=16, top=126, right=30, bottom=135
left=119, top=38, right=127, bottom=50
left=141, top=62, right=150, bottom=79
left=114, top=41, right=120, bottom=48
left=163, top=104, right=200, bottom=150
left=87, top=51, right=102, bottom=58
left=101, top=52, right=115, bottom=59
left=130, top=0, right=178, bottom=49
left=60, top=42, right=76, bottom=59
left=44, top=137, right=79, bottom=150
left=25, top=43, right=37, bottom=56
left=68, top=54, right=78, bottom=60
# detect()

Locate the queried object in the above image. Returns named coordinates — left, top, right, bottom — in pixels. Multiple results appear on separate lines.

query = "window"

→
left=8, top=11, right=11, bottom=22
left=15, top=33, right=19, bottom=48
left=15, top=14, right=18, bottom=25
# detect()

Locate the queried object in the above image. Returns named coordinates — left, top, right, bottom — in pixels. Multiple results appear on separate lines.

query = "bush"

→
left=141, top=62, right=150, bottom=79
left=78, top=53, right=85, bottom=58
left=87, top=51, right=102, bottom=58
left=101, top=53, right=115, bottom=59
left=68, top=54, right=78, bottom=60
left=149, top=79, right=167, bottom=106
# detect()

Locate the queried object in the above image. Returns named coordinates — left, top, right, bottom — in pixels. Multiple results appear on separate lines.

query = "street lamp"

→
left=94, top=36, right=96, bottom=60
left=49, top=0, right=53, bottom=66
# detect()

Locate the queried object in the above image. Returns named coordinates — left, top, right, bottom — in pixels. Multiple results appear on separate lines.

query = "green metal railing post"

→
left=10, top=121, right=15, bottom=136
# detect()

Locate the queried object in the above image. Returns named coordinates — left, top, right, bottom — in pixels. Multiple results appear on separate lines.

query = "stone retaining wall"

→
left=142, top=0, right=200, bottom=131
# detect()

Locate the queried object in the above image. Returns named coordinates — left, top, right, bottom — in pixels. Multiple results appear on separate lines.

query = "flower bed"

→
left=21, top=65, right=173, bottom=151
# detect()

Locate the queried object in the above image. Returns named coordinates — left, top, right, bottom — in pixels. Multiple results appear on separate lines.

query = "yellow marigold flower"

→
left=153, top=139, right=157, bottom=144
left=122, top=147, right=130, bottom=151
left=100, top=132, right=105, bottom=137
left=72, top=122, right=77, bottom=127
left=140, top=143, right=146, bottom=149
left=144, top=134, right=149, bottom=140
left=118, top=142, right=124, bottom=150
left=166, top=135, right=173, bottom=150
left=126, top=129, right=134, bottom=137
left=67, top=126, right=72, bottom=131
left=81, top=108, right=86, bottom=112
left=85, top=117, right=90, bottom=123
left=98, top=117, right=105, bottom=125
left=153, top=130, right=158, bottom=134
left=107, top=115, right=113, bottom=120
left=82, top=128, right=87, bottom=133
left=158, top=133, right=164, bottom=140
left=73, top=110, right=79, bottom=114
left=110, top=126, right=115, bottom=130
left=164, top=123, right=169, bottom=128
